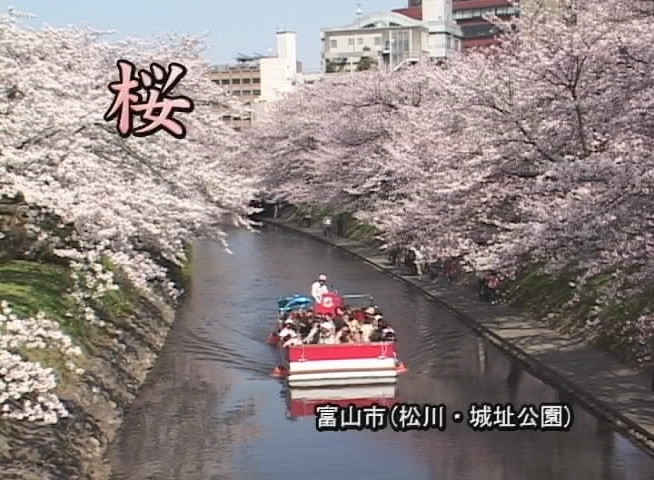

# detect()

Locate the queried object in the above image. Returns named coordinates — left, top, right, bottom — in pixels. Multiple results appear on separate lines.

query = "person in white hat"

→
left=311, top=274, right=329, bottom=303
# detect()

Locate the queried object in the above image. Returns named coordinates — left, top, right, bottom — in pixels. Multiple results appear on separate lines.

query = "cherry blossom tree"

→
left=0, top=11, right=258, bottom=422
left=252, top=69, right=440, bottom=220
left=252, top=0, right=654, bottom=362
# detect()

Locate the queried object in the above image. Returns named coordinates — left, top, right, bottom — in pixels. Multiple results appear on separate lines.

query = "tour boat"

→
left=286, top=384, right=397, bottom=417
left=270, top=291, right=408, bottom=387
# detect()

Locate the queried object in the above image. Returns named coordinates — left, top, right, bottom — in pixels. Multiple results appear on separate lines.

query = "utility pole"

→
left=350, top=3, right=362, bottom=75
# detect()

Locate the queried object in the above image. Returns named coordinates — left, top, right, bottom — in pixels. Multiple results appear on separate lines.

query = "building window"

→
left=330, top=39, right=337, bottom=48
left=232, top=78, right=241, bottom=84
left=233, top=91, right=241, bottom=95
left=348, top=38, right=354, bottom=45
left=253, top=77, right=260, bottom=83
left=358, top=37, right=363, bottom=44
left=390, top=30, right=410, bottom=66
left=242, top=78, right=251, bottom=84
left=374, top=36, right=381, bottom=45
left=242, top=90, right=251, bottom=96
left=221, top=79, right=229, bottom=84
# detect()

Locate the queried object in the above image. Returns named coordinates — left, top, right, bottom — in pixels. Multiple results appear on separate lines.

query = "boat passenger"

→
left=320, top=316, right=335, bottom=334
left=344, top=314, right=362, bottom=342
left=332, top=311, right=346, bottom=331
left=372, top=318, right=397, bottom=342
left=311, top=274, right=329, bottom=303
left=282, top=335, right=302, bottom=348
left=298, top=315, right=313, bottom=337
left=318, top=325, right=337, bottom=344
left=381, top=327, right=397, bottom=342
left=336, top=326, right=352, bottom=343
left=278, top=320, right=297, bottom=341
left=359, top=319, right=375, bottom=343
left=303, top=320, right=320, bottom=344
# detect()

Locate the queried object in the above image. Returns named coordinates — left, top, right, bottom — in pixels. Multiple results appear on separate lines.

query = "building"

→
left=259, top=31, right=301, bottom=100
left=394, top=0, right=522, bottom=50
left=208, top=31, right=301, bottom=129
left=208, top=57, right=262, bottom=129
left=320, top=0, right=462, bottom=73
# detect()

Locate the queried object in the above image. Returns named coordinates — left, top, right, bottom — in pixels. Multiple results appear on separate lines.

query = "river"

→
left=107, top=225, right=654, bottom=480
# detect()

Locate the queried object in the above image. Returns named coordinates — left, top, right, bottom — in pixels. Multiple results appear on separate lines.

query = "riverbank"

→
left=0, top=196, right=188, bottom=479
left=263, top=207, right=654, bottom=457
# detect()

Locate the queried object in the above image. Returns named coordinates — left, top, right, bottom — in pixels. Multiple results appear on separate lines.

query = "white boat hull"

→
left=288, top=371, right=397, bottom=387
left=289, top=384, right=397, bottom=399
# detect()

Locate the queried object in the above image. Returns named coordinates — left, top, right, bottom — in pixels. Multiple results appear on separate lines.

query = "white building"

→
left=321, top=0, right=462, bottom=73
left=259, top=31, right=299, bottom=101
left=208, top=30, right=301, bottom=128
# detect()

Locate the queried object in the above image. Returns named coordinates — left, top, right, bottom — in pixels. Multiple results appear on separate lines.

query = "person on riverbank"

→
left=486, top=272, right=500, bottom=304
left=478, top=271, right=500, bottom=303
left=388, top=243, right=400, bottom=265
left=478, top=272, right=487, bottom=301
left=311, top=274, right=329, bottom=302
left=444, top=261, right=457, bottom=285
left=322, top=215, right=333, bottom=237
left=404, top=247, right=415, bottom=270
left=411, top=246, right=425, bottom=277
left=336, top=214, right=345, bottom=236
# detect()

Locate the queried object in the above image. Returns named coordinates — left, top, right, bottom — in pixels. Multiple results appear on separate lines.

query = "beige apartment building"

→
left=208, top=58, right=262, bottom=130
left=208, top=31, right=300, bottom=130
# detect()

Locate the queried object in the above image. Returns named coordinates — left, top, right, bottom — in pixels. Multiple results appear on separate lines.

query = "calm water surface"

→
left=108, top=226, right=654, bottom=480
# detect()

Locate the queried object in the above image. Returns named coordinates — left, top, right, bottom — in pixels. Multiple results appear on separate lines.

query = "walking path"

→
left=265, top=216, right=654, bottom=456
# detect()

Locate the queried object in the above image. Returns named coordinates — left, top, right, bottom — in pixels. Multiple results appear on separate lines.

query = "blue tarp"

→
left=277, top=294, right=314, bottom=313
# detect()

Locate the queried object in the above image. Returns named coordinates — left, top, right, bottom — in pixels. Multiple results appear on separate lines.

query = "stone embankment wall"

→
left=0, top=194, right=184, bottom=480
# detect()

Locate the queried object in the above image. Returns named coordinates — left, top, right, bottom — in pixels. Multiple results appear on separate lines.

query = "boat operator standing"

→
left=311, top=274, right=329, bottom=303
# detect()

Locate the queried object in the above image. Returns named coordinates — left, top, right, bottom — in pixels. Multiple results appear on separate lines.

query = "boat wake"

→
left=179, top=326, right=274, bottom=377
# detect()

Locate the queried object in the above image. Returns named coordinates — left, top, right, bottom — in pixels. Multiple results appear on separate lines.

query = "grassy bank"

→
left=0, top=196, right=191, bottom=479
left=0, top=252, right=188, bottom=369
left=273, top=204, right=652, bottom=369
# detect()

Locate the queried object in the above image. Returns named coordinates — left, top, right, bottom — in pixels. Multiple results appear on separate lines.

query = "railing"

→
left=392, top=57, right=420, bottom=71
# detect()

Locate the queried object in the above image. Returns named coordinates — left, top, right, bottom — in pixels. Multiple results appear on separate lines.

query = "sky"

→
left=9, top=0, right=407, bottom=72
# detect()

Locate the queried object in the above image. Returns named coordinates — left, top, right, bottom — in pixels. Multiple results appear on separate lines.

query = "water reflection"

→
left=108, top=227, right=654, bottom=479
